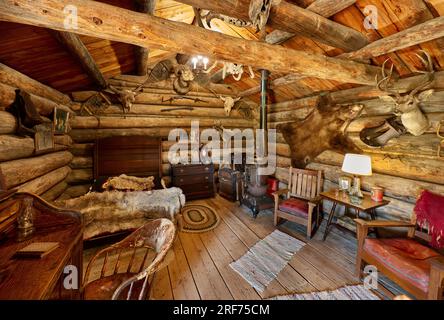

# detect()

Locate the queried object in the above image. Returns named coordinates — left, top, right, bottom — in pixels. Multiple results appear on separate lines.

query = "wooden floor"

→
left=84, top=195, right=401, bottom=300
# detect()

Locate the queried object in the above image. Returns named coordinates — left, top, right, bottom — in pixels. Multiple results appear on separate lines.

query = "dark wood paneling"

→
left=94, top=136, right=162, bottom=189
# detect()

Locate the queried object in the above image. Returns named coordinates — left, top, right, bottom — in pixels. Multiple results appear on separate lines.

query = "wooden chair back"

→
left=287, top=167, right=323, bottom=201
left=84, top=219, right=176, bottom=300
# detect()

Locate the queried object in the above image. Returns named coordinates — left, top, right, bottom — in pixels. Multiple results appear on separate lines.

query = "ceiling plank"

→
left=134, top=0, right=157, bottom=76
left=0, top=0, right=380, bottom=86
left=176, top=0, right=368, bottom=51
left=53, top=31, right=107, bottom=89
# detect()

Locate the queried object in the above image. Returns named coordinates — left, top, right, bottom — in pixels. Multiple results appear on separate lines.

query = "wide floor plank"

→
left=83, top=195, right=404, bottom=300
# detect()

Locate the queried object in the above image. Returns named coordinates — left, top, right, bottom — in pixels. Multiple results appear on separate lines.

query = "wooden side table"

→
left=320, top=189, right=390, bottom=241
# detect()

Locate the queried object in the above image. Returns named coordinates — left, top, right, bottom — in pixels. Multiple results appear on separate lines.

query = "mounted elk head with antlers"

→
left=377, top=51, right=435, bottom=136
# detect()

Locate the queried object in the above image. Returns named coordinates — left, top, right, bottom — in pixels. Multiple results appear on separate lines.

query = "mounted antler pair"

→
left=376, top=50, right=435, bottom=137
left=361, top=51, right=436, bottom=147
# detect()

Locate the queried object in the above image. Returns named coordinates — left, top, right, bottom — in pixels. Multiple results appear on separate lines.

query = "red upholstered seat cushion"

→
left=278, top=198, right=309, bottom=216
left=364, top=238, right=440, bottom=293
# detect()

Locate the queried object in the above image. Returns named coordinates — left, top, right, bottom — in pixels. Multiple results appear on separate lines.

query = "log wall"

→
left=0, top=69, right=74, bottom=202
left=270, top=87, right=444, bottom=228
left=64, top=80, right=257, bottom=199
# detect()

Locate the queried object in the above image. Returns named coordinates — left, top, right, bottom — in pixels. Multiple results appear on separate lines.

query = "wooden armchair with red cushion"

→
left=273, top=167, right=323, bottom=239
left=355, top=190, right=444, bottom=300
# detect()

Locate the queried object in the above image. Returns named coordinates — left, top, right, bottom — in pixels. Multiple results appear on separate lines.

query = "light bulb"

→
left=191, top=57, right=198, bottom=69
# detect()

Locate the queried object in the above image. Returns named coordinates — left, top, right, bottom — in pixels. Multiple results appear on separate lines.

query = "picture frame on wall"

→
left=34, top=122, right=54, bottom=154
left=53, top=107, right=70, bottom=135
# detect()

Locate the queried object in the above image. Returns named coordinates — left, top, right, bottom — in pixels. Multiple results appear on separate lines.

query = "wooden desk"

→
left=320, top=189, right=390, bottom=241
left=0, top=192, right=83, bottom=300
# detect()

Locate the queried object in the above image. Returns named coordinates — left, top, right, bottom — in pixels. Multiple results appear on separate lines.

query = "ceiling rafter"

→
left=0, top=0, right=381, bottom=86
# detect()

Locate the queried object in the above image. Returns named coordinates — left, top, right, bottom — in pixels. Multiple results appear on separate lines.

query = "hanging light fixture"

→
left=191, top=55, right=210, bottom=71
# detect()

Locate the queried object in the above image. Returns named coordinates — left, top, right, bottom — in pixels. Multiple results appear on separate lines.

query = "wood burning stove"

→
left=239, top=69, right=274, bottom=218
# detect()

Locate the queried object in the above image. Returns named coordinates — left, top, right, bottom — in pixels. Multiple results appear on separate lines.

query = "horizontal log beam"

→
left=0, top=151, right=73, bottom=188
left=69, top=143, right=94, bottom=156
left=0, top=83, right=16, bottom=109
left=179, top=0, right=367, bottom=51
left=265, top=0, right=357, bottom=45
left=268, top=1, right=368, bottom=51
left=268, top=71, right=444, bottom=112
left=70, top=156, right=93, bottom=169
left=20, top=90, right=74, bottom=115
left=0, top=111, right=17, bottom=134
left=0, top=135, right=35, bottom=162
left=66, top=168, right=92, bottom=184
left=41, top=180, right=68, bottom=201
left=101, top=104, right=246, bottom=119
left=341, top=16, right=444, bottom=60
left=0, top=0, right=380, bottom=86
left=0, top=63, right=70, bottom=104
left=315, top=150, right=444, bottom=186
left=307, top=162, right=444, bottom=201
left=61, top=184, right=91, bottom=199
left=242, top=16, right=444, bottom=97
left=17, top=165, right=71, bottom=195
left=70, top=116, right=254, bottom=129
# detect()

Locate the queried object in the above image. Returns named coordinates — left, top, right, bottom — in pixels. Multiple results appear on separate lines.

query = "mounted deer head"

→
left=377, top=51, right=435, bottom=136
left=277, top=94, right=363, bottom=168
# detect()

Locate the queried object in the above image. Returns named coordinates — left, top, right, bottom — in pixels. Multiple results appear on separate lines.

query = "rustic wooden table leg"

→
left=322, top=202, right=337, bottom=241
left=369, top=208, right=379, bottom=237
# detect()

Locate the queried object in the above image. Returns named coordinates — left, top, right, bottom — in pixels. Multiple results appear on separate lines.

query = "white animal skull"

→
left=220, top=96, right=241, bottom=116
left=223, top=62, right=255, bottom=81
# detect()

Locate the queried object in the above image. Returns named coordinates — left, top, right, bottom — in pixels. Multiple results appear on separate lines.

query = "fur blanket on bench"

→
left=55, top=187, right=185, bottom=240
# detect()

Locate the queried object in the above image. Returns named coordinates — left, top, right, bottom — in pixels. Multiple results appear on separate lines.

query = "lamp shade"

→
left=341, top=154, right=372, bottom=176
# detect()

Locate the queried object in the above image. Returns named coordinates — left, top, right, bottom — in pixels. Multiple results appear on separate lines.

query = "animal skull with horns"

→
left=220, top=95, right=241, bottom=116
left=377, top=51, right=435, bottom=136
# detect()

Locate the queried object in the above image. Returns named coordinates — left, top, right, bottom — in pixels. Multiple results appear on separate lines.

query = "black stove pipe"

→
left=260, top=69, right=269, bottom=131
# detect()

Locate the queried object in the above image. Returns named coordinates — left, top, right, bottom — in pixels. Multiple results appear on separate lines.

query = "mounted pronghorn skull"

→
left=204, top=61, right=254, bottom=82
left=377, top=51, right=435, bottom=136
left=107, top=85, right=140, bottom=112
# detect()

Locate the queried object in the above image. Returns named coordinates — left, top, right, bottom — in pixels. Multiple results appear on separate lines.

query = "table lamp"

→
left=341, top=154, right=372, bottom=204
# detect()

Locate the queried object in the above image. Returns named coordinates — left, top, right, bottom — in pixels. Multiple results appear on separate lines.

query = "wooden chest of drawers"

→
left=172, top=164, right=215, bottom=200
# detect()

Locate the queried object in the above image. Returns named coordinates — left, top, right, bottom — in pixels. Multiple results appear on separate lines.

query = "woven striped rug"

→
left=230, top=230, right=306, bottom=292
left=268, top=285, right=381, bottom=300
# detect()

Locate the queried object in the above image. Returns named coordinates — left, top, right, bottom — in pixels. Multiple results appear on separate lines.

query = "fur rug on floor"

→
left=56, top=188, right=185, bottom=240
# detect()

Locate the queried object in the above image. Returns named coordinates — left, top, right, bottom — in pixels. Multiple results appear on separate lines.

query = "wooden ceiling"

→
left=0, top=0, right=444, bottom=104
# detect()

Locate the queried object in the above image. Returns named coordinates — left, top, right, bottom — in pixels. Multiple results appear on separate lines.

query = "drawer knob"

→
left=205, top=167, right=209, bottom=171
